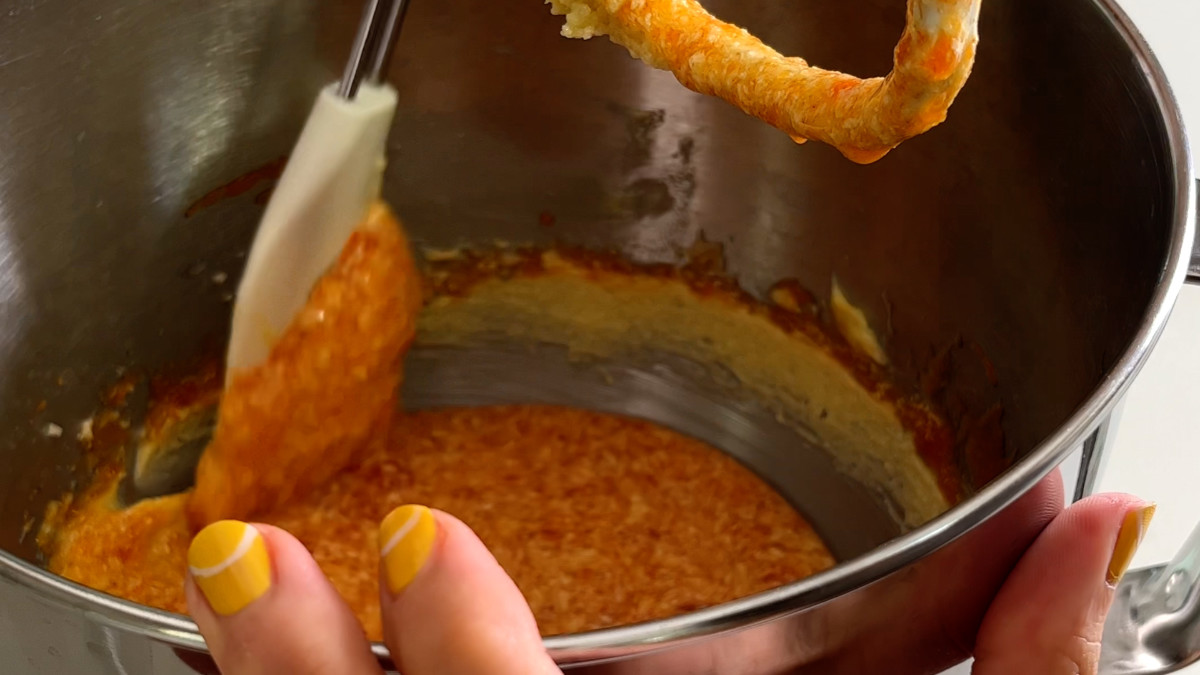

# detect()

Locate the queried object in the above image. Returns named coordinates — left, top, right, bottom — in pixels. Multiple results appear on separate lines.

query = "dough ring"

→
left=547, top=0, right=981, bottom=164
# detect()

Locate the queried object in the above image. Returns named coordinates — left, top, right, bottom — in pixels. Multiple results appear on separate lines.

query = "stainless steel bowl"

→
left=0, top=0, right=1195, bottom=672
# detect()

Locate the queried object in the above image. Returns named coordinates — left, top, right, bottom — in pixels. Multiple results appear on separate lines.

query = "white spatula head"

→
left=226, top=82, right=399, bottom=380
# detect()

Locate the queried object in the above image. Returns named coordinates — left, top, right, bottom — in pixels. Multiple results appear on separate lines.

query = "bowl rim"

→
left=0, top=0, right=1194, bottom=666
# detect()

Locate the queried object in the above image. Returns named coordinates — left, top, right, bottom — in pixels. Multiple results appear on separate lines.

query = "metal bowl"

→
left=0, top=0, right=1193, bottom=672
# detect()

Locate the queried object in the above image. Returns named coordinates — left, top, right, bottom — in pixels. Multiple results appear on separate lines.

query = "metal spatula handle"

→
left=338, top=0, right=410, bottom=100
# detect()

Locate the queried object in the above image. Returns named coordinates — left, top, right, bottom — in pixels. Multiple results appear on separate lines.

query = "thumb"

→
left=186, top=521, right=383, bottom=675
left=376, top=505, right=561, bottom=675
left=972, top=494, right=1155, bottom=675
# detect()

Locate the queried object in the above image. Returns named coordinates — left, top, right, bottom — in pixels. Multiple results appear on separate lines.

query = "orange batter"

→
left=41, top=202, right=835, bottom=638
left=45, top=404, right=833, bottom=638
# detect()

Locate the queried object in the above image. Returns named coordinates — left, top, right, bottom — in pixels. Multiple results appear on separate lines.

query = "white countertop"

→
left=948, top=1, right=1198, bottom=672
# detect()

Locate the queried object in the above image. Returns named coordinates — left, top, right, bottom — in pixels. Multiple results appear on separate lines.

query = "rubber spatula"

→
left=226, top=0, right=410, bottom=378
left=125, top=0, right=411, bottom=502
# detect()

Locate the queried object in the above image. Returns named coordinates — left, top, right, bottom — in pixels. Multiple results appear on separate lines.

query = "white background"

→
left=946, top=0, right=1199, bottom=672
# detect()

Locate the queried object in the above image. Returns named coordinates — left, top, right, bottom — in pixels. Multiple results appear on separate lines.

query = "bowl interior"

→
left=0, top=0, right=1181, bottom=581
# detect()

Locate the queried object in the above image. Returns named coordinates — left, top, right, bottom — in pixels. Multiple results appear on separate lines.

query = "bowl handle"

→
left=1100, top=520, right=1200, bottom=674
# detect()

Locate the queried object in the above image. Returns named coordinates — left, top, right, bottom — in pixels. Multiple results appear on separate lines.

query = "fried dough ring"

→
left=547, top=0, right=981, bottom=163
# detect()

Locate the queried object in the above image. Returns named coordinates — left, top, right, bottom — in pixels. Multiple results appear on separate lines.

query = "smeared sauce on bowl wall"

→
left=39, top=202, right=976, bottom=639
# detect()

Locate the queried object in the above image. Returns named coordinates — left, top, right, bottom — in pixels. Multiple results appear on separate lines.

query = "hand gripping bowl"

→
left=0, top=0, right=1196, bottom=673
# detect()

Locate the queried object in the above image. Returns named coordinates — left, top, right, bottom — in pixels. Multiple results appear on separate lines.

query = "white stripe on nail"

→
left=188, top=524, right=259, bottom=578
left=380, top=509, right=422, bottom=558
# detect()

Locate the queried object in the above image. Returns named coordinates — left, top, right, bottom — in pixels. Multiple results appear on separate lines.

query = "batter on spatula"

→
left=187, top=201, right=423, bottom=528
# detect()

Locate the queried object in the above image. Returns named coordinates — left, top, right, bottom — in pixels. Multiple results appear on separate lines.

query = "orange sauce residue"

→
left=184, top=157, right=287, bottom=218
left=425, top=245, right=964, bottom=505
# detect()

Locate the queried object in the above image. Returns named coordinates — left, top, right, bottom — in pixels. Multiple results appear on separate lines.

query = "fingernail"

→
left=379, top=504, right=437, bottom=594
left=1107, top=503, right=1157, bottom=586
left=187, top=520, right=272, bottom=615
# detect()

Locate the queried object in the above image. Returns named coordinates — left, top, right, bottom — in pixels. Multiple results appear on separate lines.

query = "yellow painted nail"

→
left=1107, top=503, right=1157, bottom=586
left=187, top=520, right=272, bottom=615
left=379, top=504, right=437, bottom=594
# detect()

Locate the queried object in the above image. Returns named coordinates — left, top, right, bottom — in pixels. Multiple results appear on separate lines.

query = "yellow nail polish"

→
left=379, top=504, right=437, bottom=594
left=1107, top=503, right=1157, bottom=586
left=188, top=520, right=272, bottom=615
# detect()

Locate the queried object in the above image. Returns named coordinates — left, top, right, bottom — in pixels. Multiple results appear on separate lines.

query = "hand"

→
left=972, top=493, right=1154, bottom=673
left=185, top=497, right=1153, bottom=675
left=185, top=506, right=557, bottom=675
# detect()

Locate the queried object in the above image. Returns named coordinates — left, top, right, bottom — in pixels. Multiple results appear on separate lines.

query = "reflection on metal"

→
left=1102, top=522, right=1200, bottom=675
left=1189, top=181, right=1199, bottom=283
left=1075, top=401, right=1124, bottom=504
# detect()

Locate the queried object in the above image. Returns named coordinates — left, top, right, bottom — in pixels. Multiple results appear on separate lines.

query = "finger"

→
left=377, top=505, right=560, bottom=675
left=186, top=521, right=383, bottom=675
left=972, top=494, right=1156, bottom=675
